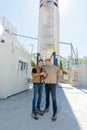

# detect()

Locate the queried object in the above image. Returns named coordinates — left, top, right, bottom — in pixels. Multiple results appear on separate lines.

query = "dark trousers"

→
left=45, top=84, right=57, bottom=114
left=32, top=84, right=43, bottom=112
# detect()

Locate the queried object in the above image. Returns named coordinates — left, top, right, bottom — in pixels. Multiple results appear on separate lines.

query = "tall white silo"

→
left=38, top=0, right=60, bottom=61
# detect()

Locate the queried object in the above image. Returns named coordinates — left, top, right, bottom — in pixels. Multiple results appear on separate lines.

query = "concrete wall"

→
left=70, top=65, right=87, bottom=87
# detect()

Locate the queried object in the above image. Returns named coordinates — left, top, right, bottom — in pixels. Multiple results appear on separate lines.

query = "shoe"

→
left=51, top=113, right=57, bottom=121
left=36, top=109, right=44, bottom=116
left=42, top=108, right=49, bottom=113
left=31, top=112, right=39, bottom=120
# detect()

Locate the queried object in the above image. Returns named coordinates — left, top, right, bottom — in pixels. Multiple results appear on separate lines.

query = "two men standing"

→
left=31, top=58, right=62, bottom=121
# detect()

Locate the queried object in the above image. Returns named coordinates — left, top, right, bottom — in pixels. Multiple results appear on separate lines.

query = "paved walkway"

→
left=0, top=83, right=87, bottom=130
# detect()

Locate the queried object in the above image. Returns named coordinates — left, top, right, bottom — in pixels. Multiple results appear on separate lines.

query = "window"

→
left=18, top=60, right=28, bottom=74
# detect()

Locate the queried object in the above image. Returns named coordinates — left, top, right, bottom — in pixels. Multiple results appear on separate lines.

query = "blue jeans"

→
left=45, top=84, right=57, bottom=114
left=32, top=83, right=43, bottom=112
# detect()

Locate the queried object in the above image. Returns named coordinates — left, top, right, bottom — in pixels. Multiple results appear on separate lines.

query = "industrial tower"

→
left=38, top=0, right=60, bottom=64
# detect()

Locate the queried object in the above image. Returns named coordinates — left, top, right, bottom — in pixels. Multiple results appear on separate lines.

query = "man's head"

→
left=45, top=58, right=51, bottom=66
left=38, top=59, right=43, bottom=68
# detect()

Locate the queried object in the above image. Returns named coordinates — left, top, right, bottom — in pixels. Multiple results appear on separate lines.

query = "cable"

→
left=11, top=33, right=38, bottom=40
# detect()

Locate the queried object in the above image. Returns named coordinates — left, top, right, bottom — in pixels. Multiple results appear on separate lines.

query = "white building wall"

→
left=0, top=18, right=31, bottom=98
left=0, top=17, right=17, bottom=38
left=0, top=40, right=31, bottom=98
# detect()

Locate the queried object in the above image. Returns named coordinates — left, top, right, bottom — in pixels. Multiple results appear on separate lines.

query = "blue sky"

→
left=0, top=0, right=87, bottom=58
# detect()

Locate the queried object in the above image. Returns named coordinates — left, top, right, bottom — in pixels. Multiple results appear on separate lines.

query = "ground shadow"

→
left=0, top=84, right=81, bottom=130
left=75, top=85, right=87, bottom=94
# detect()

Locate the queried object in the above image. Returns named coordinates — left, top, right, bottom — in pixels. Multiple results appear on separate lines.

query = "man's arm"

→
left=57, top=68, right=62, bottom=76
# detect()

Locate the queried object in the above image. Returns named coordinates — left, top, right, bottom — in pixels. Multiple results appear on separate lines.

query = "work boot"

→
left=51, top=113, right=57, bottom=121
left=36, top=109, right=44, bottom=116
left=31, top=111, right=39, bottom=120
left=42, top=108, right=49, bottom=113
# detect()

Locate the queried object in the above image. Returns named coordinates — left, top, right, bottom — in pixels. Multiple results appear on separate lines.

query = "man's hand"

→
left=59, top=69, right=63, bottom=75
left=40, top=72, right=45, bottom=76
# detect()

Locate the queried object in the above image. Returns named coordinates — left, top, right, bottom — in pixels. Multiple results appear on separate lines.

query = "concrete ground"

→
left=0, top=83, right=87, bottom=130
